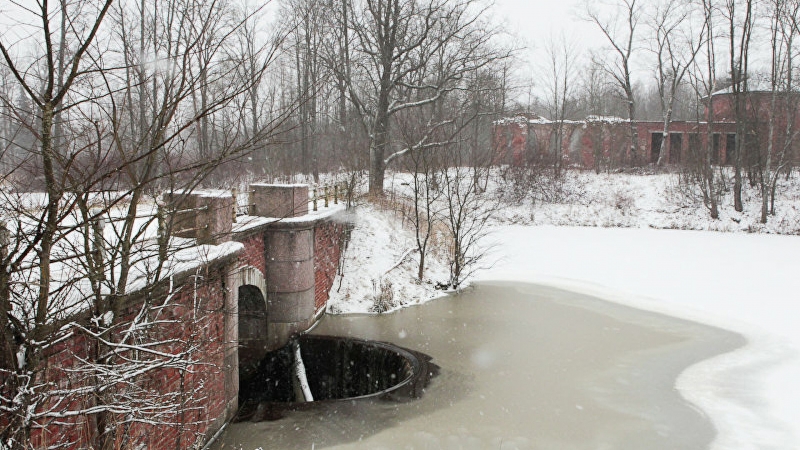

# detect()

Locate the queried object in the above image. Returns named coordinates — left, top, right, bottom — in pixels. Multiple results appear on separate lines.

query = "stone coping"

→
left=232, top=204, right=347, bottom=235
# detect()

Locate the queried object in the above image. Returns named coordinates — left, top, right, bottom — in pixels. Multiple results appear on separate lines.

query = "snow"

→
left=231, top=203, right=344, bottom=233
left=329, top=169, right=800, bottom=450
left=292, top=340, right=314, bottom=402
left=249, top=182, right=311, bottom=188
left=195, top=189, right=233, bottom=198
left=124, top=241, right=244, bottom=294
left=586, top=115, right=628, bottom=123
left=478, top=226, right=800, bottom=450
left=494, top=114, right=637, bottom=126
left=326, top=203, right=449, bottom=315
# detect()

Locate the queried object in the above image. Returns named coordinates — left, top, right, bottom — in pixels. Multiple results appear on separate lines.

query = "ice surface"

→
left=477, top=226, right=800, bottom=450
left=328, top=170, right=800, bottom=449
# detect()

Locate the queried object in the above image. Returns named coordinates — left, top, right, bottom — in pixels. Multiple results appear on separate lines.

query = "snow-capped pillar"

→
left=163, top=190, right=235, bottom=245
left=249, top=183, right=309, bottom=218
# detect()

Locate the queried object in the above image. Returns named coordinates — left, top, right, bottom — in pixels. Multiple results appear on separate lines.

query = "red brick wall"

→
left=238, top=233, right=267, bottom=276
left=8, top=212, right=348, bottom=449
left=31, top=332, right=95, bottom=448
left=22, top=265, right=231, bottom=450
left=314, top=219, right=347, bottom=311
left=494, top=116, right=740, bottom=169
left=119, top=265, right=228, bottom=449
left=709, top=92, right=800, bottom=165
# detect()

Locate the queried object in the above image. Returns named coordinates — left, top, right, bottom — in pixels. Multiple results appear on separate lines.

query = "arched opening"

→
left=238, top=285, right=267, bottom=380
left=235, top=335, right=439, bottom=422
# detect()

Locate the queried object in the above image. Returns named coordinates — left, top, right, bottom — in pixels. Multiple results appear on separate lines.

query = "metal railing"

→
left=311, top=182, right=349, bottom=212
left=224, top=182, right=351, bottom=220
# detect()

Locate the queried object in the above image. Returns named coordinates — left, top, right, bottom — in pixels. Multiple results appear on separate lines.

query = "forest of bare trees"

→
left=522, top=0, right=798, bottom=225
left=0, top=0, right=798, bottom=447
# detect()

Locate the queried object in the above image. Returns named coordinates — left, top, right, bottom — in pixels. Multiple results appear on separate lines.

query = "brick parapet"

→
left=22, top=259, right=237, bottom=450
left=4, top=184, right=351, bottom=450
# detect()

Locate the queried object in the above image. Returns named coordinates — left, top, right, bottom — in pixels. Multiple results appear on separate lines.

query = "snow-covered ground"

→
left=328, top=169, right=800, bottom=450
left=479, top=227, right=800, bottom=450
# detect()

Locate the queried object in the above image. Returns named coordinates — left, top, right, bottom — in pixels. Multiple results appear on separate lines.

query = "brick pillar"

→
left=250, top=184, right=309, bottom=218
left=163, top=190, right=234, bottom=245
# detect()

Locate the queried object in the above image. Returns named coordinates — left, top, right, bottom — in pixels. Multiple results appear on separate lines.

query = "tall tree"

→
left=650, top=0, right=706, bottom=166
left=0, top=1, right=114, bottom=443
left=724, top=0, right=755, bottom=212
left=339, top=0, right=503, bottom=195
left=585, top=0, right=644, bottom=165
left=0, top=0, right=288, bottom=446
left=683, top=0, right=722, bottom=219
left=285, top=0, right=326, bottom=180
left=542, top=35, right=580, bottom=176
left=758, top=0, right=799, bottom=223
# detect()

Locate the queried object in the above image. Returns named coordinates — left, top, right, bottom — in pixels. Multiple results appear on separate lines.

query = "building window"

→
left=669, top=133, right=683, bottom=164
left=726, top=134, right=736, bottom=165
left=650, top=132, right=664, bottom=164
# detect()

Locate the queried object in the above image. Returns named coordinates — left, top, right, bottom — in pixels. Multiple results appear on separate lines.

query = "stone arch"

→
left=230, top=266, right=268, bottom=380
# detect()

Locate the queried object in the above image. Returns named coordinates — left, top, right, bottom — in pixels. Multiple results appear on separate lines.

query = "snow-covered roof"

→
left=710, top=73, right=800, bottom=96
left=586, top=115, right=628, bottom=123
left=495, top=114, right=630, bottom=126
left=195, top=189, right=233, bottom=198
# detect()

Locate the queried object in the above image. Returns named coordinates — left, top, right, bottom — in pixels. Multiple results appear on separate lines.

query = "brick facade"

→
left=237, top=233, right=267, bottom=276
left=495, top=90, right=799, bottom=169
left=494, top=115, right=738, bottom=169
left=709, top=91, right=800, bottom=166
left=4, top=186, right=350, bottom=449
left=314, top=219, right=347, bottom=311
left=27, top=261, right=234, bottom=450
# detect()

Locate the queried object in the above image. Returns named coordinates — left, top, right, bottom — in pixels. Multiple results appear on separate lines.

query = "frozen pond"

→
left=211, top=281, right=743, bottom=450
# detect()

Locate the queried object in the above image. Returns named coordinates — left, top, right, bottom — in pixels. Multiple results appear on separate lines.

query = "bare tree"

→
left=723, top=0, right=755, bottom=212
left=283, top=0, right=327, bottom=180
left=542, top=35, right=580, bottom=176
left=682, top=0, right=722, bottom=219
left=758, top=0, right=799, bottom=223
left=585, top=0, right=644, bottom=165
left=0, top=0, right=288, bottom=447
left=650, top=0, right=707, bottom=166
left=398, top=121, right=443, bottom=280
left=0, top=2, right=114, bottom=443
left=438, top=153, right=497, bottom=289
left=337, top=0, right=505, bottom=195
left=394, top=48, right=507, bottom=282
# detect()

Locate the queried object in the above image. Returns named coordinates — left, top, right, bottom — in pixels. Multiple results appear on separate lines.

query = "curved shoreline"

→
left=489, top=275, right=796, bottom=450
left=213, top=281, right=743, bottom=450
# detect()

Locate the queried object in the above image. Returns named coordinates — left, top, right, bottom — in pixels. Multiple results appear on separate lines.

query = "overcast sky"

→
left=491, top=0, right=610, bottom=100
left=492, top=0, right=608, bottom=56
left=494, top=0, right=589, bottom=44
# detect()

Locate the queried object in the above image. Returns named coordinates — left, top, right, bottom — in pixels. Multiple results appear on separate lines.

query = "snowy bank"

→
left=478, top=226, right=800, bottom=450
left=329, top=170, right=800, bottom=449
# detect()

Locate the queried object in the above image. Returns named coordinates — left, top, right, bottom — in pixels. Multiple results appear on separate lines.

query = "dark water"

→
left=211, top=281, right=744, bottom=450
left=236, top=335, right=437, bottom=420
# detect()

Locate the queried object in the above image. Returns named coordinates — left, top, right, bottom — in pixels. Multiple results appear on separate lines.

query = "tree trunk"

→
left=734, top=129, right=744, bottom=212
left=656, top=109, right=673, bottom=166
left=369, top=138, right=386, bottom=195
left=37, top=102, right=57, bottom=329
left=369, top=86, right=391, bottom=196
left=627, top=91, right=638, bottom=165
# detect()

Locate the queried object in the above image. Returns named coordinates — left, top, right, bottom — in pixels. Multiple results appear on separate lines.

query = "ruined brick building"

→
left=494, top=88, right=800, bottom=170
